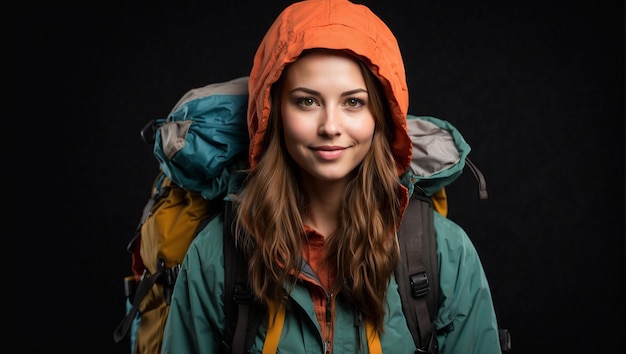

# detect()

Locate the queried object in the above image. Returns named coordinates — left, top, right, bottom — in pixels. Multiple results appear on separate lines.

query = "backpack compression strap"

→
left=113, top=173, right=170, bottom=343
left=395, top=192, right=439, bottom=354
left=113, top=268, right=165, bottom=343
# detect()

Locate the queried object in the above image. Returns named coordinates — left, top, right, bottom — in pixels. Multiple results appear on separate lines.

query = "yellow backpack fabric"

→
left=431, top=188, right=448, bottom=217
left=138, top=174, right=212, bottom=274
left=114, top=173, right=216, bottom=353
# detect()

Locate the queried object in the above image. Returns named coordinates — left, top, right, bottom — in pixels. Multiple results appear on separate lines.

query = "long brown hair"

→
left=234, top=51, right=403, bottom=331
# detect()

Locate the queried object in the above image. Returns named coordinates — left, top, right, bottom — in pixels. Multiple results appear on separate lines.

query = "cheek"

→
left=347, top=118, right=376, bottom=144
left=281, top=109, right=313, bottom=146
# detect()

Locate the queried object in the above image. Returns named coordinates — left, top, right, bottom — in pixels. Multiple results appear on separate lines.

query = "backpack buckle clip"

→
left=233, top=284, right=254, bottom=304
left=410, top=272, right=430, bottom=298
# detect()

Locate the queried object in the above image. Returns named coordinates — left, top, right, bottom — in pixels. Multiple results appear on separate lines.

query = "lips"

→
left=312, top=146, right=346, bottom=160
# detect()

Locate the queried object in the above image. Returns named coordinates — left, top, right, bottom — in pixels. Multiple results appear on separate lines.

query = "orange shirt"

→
left=302, top=225, right=336, bottom=353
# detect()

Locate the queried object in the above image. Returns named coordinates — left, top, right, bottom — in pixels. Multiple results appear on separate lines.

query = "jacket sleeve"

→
left=433, top=213, right=502, bottom=354
left=161, top=219, right=226, bottom=354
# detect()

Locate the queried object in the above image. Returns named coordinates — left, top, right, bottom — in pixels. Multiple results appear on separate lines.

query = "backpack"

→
left=113, top=77, right=510, bottom=353
left=113, top=77, right=249, bottom=353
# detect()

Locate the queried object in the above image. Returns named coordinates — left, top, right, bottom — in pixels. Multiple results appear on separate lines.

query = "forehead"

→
left=283, top=51, right=365, bottom=88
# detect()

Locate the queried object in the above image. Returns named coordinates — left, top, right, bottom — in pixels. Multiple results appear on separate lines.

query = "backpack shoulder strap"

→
left=222, top=201, right=265, bottom=354
left=395, top=192, right=439, bottom=353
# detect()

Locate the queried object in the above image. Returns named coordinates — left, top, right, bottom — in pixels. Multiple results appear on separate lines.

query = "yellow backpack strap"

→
left=262, top=300, right=286, bottom=354
left=365, top=320, right=383, bottom=354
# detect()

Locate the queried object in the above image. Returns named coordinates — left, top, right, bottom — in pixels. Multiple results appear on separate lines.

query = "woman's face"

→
left=280, top=52, right=375, bottom=184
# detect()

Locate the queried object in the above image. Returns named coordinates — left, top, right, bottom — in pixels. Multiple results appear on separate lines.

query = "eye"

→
left=345, top=97, right=366, bottom=108
left=296, top=97, right=317, bottom=107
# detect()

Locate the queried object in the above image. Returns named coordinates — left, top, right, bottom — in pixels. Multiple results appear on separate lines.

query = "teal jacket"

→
left=160, top=116, right=502, bottom=354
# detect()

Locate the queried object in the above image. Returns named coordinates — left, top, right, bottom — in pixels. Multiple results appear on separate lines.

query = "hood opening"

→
left=247, top=0, right=413, bottom=175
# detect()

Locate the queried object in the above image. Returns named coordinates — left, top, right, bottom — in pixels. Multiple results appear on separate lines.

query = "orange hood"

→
left=247, top=0, right=412, bottom=175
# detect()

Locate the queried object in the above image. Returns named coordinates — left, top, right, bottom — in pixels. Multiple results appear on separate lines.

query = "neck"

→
left=300, top=175, right=348, bottom=238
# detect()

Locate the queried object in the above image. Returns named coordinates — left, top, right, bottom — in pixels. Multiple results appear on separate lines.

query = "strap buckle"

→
left=233, top=284, right=254, bottom=303
left=410, top=272, right=430, bottom=298
left=415, top=330, right=439, bottom=354
left=157, top=259, right=181, bottom=305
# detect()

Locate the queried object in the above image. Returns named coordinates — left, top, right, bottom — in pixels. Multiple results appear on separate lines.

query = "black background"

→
left=7, top=1, right=624, bottom=353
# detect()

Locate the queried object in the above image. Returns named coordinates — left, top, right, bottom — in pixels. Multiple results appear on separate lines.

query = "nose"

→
left=318, top=107, right=341, bottom=136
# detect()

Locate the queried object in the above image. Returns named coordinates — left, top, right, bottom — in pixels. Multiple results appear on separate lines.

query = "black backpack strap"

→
left=222, top=201, right=265, bottom=354
left=113, top=268, right=164, bottom=342
left=113, top=173, right=169, bottom=344
left=395, top=192, right=439, bottom=354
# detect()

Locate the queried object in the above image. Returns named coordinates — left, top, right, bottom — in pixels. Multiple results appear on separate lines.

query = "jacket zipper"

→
left=324, top=290, right=334, bottom=354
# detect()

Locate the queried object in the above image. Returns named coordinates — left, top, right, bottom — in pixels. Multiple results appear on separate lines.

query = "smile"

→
left=312, top=146, right=346, bottom=160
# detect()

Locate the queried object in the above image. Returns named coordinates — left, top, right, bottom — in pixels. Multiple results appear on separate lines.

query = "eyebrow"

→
left=289, top=87, right=368, bottom=96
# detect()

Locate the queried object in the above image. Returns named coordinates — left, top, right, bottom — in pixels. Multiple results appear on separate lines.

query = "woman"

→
left=161, top=0, right=502, bottom=353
